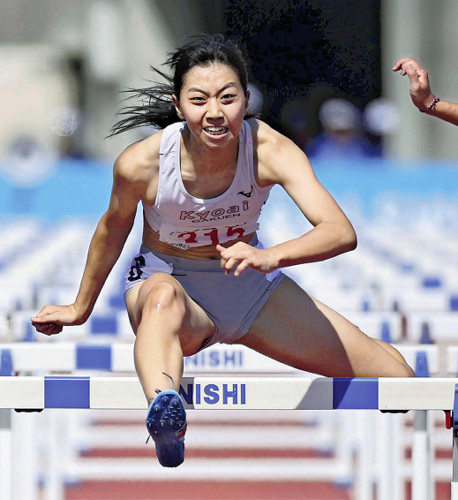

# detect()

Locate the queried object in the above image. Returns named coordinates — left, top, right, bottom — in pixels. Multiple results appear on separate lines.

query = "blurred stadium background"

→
left=1, top=1, right=458, bottom=499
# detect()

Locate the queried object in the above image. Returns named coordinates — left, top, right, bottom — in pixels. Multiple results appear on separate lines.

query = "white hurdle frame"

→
left=1, top=375, right=458, bottom=500
left=0, top=342, right=445, bottom=500
left=0, top=341, right=440, bottom=374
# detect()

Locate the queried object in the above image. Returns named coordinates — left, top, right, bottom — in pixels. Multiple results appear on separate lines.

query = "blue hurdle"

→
left=0, top=342, right=443, bottom=500
left=0, top=342, right=439, bottom=374
left=0, top=375, right=456, bottom=411
left=1, top=375, right=458, bottom=500
left=0, top=342, right=448, bottom=500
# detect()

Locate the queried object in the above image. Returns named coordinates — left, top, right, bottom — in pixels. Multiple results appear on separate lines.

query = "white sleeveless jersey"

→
left=143, top=121, right=272, bottom=250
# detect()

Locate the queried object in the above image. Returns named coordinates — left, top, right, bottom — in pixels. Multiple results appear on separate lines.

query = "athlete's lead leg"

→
left=125, top=273, right=215, bottom=467
left=126, top=273, right=215, bottom=400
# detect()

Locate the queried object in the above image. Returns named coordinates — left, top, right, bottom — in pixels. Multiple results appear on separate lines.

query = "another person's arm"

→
left=393, top=57, right=458, bottom=126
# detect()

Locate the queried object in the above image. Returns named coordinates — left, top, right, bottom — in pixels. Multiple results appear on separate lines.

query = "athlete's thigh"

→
left=125, top=273, right=216, bottom=353
left=238, top=275, right=405, bottom=377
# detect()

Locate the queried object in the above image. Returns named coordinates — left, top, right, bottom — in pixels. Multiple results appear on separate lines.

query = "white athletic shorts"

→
left=124, top=237, right=284, bottom=348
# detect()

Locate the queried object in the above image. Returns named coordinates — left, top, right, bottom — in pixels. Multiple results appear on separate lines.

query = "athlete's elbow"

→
left=341, top=224, right=357, bottom=253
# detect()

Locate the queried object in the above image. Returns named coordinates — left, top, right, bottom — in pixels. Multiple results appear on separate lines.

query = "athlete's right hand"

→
left=31, top=304, right=84, bottom=336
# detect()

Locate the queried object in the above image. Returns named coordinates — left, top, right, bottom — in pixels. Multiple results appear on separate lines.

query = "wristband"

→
left=420, top=95, right=440, bottom=113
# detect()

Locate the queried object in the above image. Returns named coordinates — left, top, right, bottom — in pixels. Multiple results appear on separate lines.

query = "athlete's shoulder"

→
left=114, top=130, right=164, bottom=183
left=247, top=118, right=295, bottom=156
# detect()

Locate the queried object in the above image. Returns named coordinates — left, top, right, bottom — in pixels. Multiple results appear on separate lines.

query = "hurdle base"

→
left=14, top=408, right=44, bottom=413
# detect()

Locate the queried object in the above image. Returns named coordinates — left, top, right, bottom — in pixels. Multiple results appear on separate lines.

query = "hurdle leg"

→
left=45, top=410, right=65, bottom=500
left=355, top=410, right=375, bottom=500
left=376, top=412, right=404, bottom=500
left=12, top=412, right=39, bottom=500
left=453, top=427, right=458, bottom=500
left=412, top=410, right=433, bottom=500
left=452, top=384, right=458, bottom=500
left=0, top=409, right=12, bottom=500
left=333, top=412, right=355, bottom=486
left=450, top=384, right=458, bottom=499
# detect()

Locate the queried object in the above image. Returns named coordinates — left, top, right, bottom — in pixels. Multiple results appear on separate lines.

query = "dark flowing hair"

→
left=109, top=34, right=250, bottom=136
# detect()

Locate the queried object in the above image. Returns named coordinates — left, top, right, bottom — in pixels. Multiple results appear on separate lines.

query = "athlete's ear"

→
left=172, top=95, right=184, bottom=119
left=245, top=90, right=250, bottom=113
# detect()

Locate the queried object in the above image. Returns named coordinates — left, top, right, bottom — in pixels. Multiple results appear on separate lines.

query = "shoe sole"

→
left=146, top=389, right=186, bottom=467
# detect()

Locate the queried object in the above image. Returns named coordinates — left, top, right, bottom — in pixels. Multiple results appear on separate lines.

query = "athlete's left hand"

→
left=216, top=242, right=277, bottom=276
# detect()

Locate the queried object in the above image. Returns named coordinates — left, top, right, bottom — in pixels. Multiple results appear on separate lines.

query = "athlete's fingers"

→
left=31, top=322, right=47, bottom=334
left=32, top=304, right=80, bottom=325
left=216, top=245, right=230, bottom=271
left=217, top=244, right=240, bottom=272
left=43, top=324, right=59, bottom=336
left=233, top=259, right=250, bottom=277
left=34, top=323, right=52, bottom=336
left=222, top=255, right=242, bottom=275
left=31, top=315, right=54, bottom=324
left=31, top=316, right=61, bottom=329
left=52, top=325, right=63, bottom=335
left=217, top=242, right=269, bottom=276
left=31, top=320, right=62, bottom=336
left=31, top=307, right=66, bottom=336
left=31, top=307, right=58, bottom=323
left=215, top=244, right=227, bottom=255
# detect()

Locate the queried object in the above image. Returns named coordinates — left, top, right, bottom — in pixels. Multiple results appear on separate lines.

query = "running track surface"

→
left=58, top=414, right=453, bottom=500
left=64, top=480, right=352, bottom=499
left=63, top=480, right=451, bottom=500
left=61, top=481, right=450, bottom=500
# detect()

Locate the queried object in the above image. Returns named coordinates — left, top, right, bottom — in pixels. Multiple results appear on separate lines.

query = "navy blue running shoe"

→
left=146, top=389, right=187, bottom=467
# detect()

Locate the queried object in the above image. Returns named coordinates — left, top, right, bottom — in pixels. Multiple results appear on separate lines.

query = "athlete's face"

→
left=173, top=63, right=249, bottom=149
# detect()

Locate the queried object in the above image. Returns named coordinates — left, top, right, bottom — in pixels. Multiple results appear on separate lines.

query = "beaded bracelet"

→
left=420, top=95, right=440, bottom=113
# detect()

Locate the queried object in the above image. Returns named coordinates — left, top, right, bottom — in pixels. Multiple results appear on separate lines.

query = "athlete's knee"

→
left=401, top=363, right=416, bottom=377
left=144, top=280, right=185, bottom=315
left=373, top=339, right=415, bottom=377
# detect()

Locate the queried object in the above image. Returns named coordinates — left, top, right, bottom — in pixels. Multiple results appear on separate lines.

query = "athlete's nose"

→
left=207, top=98, right=223, bottom=120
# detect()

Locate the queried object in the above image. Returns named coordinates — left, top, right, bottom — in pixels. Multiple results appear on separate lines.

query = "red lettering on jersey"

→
left=227, top=226, right=245, bottom=239
left=203, top=228, right=219, bottom=245
left=178, top=231, right=198, bottom=243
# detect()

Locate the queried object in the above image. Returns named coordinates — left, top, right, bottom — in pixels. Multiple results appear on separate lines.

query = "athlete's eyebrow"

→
left=187, top=82, right=239, bottom=95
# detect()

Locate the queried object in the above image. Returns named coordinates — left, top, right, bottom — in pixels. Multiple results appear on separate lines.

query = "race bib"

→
left=159, top=222, right=258, bottom=250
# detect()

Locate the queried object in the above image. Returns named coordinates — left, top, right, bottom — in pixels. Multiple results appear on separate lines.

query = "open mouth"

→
left=204, top=126, right=228, bottom=136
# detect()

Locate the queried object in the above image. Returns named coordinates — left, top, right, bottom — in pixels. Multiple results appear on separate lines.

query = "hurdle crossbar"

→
left=0, top=375, right=457, bottom=410
left=2, top=375, right=458, bottom=500
left=0, top=342, right=440, bottom=374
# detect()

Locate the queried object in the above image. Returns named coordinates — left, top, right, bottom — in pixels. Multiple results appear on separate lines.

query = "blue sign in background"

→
left=0, top=158, right=457, bottom=222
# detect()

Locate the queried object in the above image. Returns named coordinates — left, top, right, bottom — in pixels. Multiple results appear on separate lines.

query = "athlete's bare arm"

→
left=31, top=134, right=162, bottom=335
left=217, top=119, right=357, bottom=276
